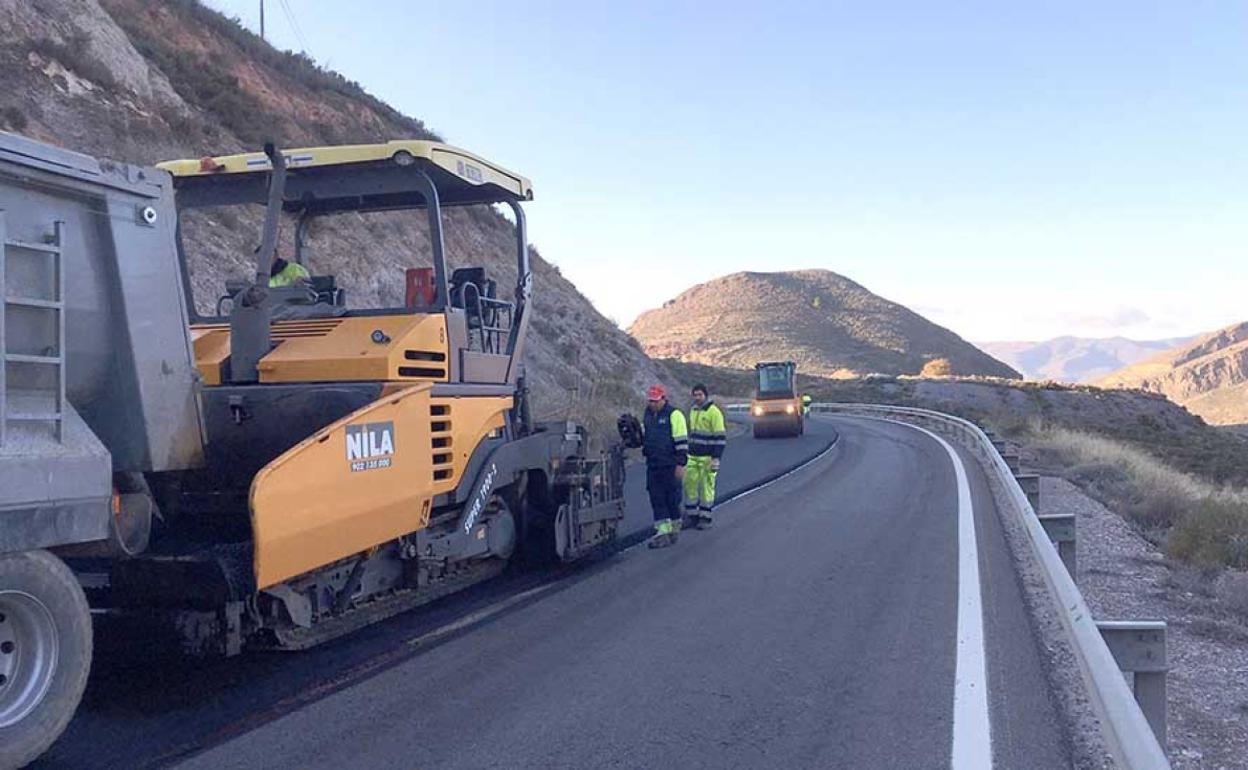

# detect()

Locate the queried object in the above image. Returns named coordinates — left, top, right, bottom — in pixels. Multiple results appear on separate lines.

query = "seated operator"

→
left=262, top=255, right=346, bottom=320
left=269, top=256, right=311, bottom=288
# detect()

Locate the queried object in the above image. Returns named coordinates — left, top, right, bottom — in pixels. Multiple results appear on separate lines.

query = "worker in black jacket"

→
left=642, top=384, right=688, bottom=548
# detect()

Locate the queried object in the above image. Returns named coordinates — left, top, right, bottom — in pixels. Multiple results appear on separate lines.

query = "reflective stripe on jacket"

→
left=643, top=402, right=688, bottom=468
left=688, top=401, right=726, bottom=459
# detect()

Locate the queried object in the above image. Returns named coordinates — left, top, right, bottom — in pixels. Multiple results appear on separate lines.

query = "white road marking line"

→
left=893, top=420, right=993, bottom=769
left=719, top=438, right=839, bottom=506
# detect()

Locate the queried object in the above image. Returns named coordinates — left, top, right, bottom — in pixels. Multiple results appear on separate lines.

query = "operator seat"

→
left=216, top=275, right=347, bottom=320
left=449, top=267, right=499, bottom=326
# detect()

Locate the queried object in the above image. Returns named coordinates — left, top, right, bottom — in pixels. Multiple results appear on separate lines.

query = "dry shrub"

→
left=533, top=375, right=639, bottom=450
left=1031, top=424, right=1248, bottom=568
left=1163, top=565, right=1220, bottom=598
left=1130, top=484, right=1195, bottom=532
left=1168, top=498, right=1248, bottom=569
left=920, top=358, right=955, bottom=377
left=1218, top=571, right=1248, bottom=621
left=1, top=105, right=28, bottom=131
left=1187, top=617, right=1248, bottom=644
left=1031, top=426, right=1212, bottom=499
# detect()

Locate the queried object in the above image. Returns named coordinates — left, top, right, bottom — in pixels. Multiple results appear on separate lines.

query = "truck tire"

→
left=0, top=550, right=92, bottom=769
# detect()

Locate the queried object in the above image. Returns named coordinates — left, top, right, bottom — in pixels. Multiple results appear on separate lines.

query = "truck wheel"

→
left=0, top=550, right=92, bottom=769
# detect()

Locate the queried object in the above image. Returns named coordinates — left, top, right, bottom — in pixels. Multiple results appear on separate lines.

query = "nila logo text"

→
left=346, top=421, right=395, bottom=472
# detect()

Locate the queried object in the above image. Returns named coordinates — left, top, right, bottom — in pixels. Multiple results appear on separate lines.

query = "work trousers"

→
left=683, top=455, right=718, bottom=517
left=646, top=464, right=683, bottom=526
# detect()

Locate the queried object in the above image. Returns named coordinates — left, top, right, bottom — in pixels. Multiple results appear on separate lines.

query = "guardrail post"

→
left=1096, top=621, right=1167, bottom=749
left=1015, top=472, right=1042, bottom=512
left=989, top=438, right=1022, bottom=474
left=1037, top=513, right=1077, bottom=578
left=1002, top=451, right=1021, bottom=475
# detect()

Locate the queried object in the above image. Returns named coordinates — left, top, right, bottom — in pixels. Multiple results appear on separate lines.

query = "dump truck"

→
left=750, top=361, right=804, bottom=438
left=0, top=132, right=625, bottom=767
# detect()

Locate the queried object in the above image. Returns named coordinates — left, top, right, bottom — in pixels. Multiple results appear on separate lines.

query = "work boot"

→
left=681, top=511, right=698, bottom=530
left=696, top=514, right=713, bottom=530
left=649, top=521, right=674, bottom=549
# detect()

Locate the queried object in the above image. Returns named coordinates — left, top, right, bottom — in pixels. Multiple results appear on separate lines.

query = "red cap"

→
left=647, top=384, right=667, bottom=401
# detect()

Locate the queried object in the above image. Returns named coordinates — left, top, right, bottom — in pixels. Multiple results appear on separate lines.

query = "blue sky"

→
left=206, top=1, right=1246, bottom=341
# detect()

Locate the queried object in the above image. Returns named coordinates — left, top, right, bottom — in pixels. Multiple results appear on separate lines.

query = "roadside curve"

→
left=828, top=414, right=1071, bottom=769
left=874, top=418, right=993, bottom=768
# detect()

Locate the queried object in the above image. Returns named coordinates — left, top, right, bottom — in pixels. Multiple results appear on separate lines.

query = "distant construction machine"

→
left=750, top=361, right=804, bottom=438
left=0, top=133, right=625, bottom=766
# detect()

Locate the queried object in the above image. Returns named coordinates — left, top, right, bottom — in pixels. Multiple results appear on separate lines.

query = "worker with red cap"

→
left=641, top=383, right=688, bottom=548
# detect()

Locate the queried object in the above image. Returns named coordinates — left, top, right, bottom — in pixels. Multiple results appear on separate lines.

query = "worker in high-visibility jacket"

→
left=642, top=384, right=689, bottom=548
left=269, top=257, right=311, bottom=288
left=801, top=394, right=812, bottom=416
left=684, top=383, right=726, bottom=530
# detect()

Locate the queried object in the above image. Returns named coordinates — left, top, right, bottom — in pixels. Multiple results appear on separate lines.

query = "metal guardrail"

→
left=1097, top=620, right=1168, bottom=746
left=727, top=401, right=1170, bottom=769
left=1003, top=464, right=1077, bottom=577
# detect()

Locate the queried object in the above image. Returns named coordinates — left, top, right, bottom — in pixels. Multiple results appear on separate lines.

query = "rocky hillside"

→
left=976, top=335, right=1197, bottom=383
left=1097, top=322, right=1248, bottom=427
left=629, top=270, right=1020, bottom=379
left=0, top=0, right=675, bottom=425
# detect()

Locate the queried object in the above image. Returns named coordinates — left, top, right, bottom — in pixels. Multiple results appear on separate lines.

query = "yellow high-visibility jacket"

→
left=269, top=261, right=310, bottom=288
left=688, top=401, right=727, bottom=459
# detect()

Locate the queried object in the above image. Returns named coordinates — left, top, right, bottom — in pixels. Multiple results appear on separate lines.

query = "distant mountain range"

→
left=1097, top=322, right=1248, bottom=427
left=629, top=270, right=1020, bottom=379
left=975, top=336, right=1197, bottom=383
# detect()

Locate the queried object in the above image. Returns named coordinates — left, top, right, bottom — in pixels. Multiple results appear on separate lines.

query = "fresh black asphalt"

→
left=149, top=416, right=1069, bottom=769
left=32, top=418, right=835, bottom=769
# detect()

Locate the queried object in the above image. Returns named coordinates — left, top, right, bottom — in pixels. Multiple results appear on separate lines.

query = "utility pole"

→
left=259, top=0, right=266, bottom=40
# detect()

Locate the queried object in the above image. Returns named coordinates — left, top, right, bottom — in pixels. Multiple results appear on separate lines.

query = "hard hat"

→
left=647, top=384, right=667, bottom=401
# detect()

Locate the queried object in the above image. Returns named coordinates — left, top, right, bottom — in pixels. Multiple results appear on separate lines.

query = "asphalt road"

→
left=163, top=416, right=1070, bottom=770
left=33, top=418, right=834, bottom=769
